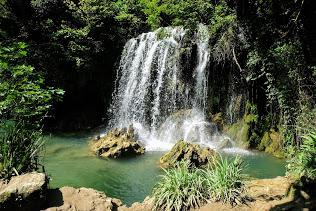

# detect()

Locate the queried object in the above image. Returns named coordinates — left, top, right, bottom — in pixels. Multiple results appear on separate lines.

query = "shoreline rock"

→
left=0, top=172, right=47, bottom=211
left=43, top=187, right=123, bottom=211
left=91, top=127, right=145, bottom=158
left=1, top=173, right=315, bottom=211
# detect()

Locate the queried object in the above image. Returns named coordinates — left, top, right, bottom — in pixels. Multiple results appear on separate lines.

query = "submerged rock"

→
left=0, top=172, right=47, bottom=211
left=159, top=140, right=217, bottom=168
left=44, top=187, right=123, bottom=211
left=91, top=127, right=145, bottom=158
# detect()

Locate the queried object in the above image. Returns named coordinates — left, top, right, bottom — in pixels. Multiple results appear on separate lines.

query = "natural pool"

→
left=43, top=132, right=286, bottom=205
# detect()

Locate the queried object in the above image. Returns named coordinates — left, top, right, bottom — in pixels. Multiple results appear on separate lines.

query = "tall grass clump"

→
left=203, top=155, right=245, bottom=205
left=0, top=121, right=44, bottom=180
left=152, top=161, right=207, bottom=211
left=152, top=156, right=246, bottom=211
left=286, top=132, right=316, bottom=182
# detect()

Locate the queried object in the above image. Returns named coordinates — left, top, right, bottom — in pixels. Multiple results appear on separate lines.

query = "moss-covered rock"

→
left=211, top=112, right=224, bottom=130
left=90, top=127, right=145, bottom=158
left=159, top=140, right=217, bottom=168
left=224, top=102, right=258, bottom=148
left=258, top=129, right=284, bottom=158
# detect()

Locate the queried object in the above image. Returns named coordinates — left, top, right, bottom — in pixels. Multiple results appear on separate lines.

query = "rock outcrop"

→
left=159, top=140, right=217, bottom=168
left=44, top=187, right=123, bottom=211
left=0, top=172, right=47, bottom=211
left=118, top=197, right=154, bottom=211
left=194, top=176, right=316, bottom=211
left=91, top=127, right=145, bottom=158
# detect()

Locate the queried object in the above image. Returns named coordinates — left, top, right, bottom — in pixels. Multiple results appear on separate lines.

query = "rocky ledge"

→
left=91, top=127, right=145, bottom=158
left=44, top=187, right=153, bottom=211
left=0, top=172, right=47, bottom=211
left=159, top=140, right=217, bottom=168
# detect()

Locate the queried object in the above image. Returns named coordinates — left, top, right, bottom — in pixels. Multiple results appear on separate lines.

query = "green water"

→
left=43, top=133, right=286, bottom=205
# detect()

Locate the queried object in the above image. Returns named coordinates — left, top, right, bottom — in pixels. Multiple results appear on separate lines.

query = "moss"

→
left=211, top=112, right=224, bottom=130
left=258, top=129, right=284, bottom=158
left=224, top=101, right=285, bottom=158
left=159, top=140, right=217, bottom=168
left=258, top=132, right=270, bottom=151
left=224, top=102, right=258, bottom=148
left=156, top=28, right=170, bottom=40
left=225, top=120, right=250, bottom=148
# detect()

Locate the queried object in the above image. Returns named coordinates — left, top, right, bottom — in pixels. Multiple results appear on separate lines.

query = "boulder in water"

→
left=91, top=127, right=145, bottom=158
left=159, top=140, right=217, bottom=168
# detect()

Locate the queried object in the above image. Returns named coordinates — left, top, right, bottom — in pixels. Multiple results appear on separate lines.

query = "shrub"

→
left=202, top=155, right=245, bottom=205
left=286, top=132, right=316, bottom=182
left=0, top=121, right=44, bottom=180
left=152, top=156, right=246, bottom=210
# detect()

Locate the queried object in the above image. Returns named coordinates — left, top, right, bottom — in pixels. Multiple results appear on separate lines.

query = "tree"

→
left=0, top=42, right=64, bottom=125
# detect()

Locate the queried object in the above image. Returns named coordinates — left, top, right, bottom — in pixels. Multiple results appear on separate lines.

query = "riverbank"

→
left=2, top=172, right=314, bottom=211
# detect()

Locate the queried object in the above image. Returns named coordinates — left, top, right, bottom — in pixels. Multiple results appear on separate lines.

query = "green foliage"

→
left=209, top=2, right=237, bottom=63
left=156, top=28, right=170, bottom=40
left=286, top=132, right=316, bottom=182
left=152, top=157, right=246, bottom=210
left=0, top=42, right=64, bottom=124
left=202, top=155, right=245, bottom=204
left=159, top=0, right=213, bottom=29
left=54, top=0, right=116, bottom=68
left=0, top=121, right=44, bottom=180
left=152, top=161, right=207, bottom=211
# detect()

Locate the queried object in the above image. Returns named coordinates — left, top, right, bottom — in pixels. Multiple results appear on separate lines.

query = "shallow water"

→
left=43, top=133, right=286, bottom=205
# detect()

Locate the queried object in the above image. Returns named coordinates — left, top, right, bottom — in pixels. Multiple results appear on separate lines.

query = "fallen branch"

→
left=232, top=48, right=243, bottom=73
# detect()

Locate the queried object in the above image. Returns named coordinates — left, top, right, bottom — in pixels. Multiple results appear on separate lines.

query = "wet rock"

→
left=0, top=172, right=47, bottom=211
left=224, top=102, right=258, bottom=149
left=91, top=127, right=145, bottom=158
left=44, top=187, right=123, bottom=211
left=258, top=129, right=284, bottom=158
left=158, top=109, right=218, bottom=144
left=159, top=140, right=217, bottom=168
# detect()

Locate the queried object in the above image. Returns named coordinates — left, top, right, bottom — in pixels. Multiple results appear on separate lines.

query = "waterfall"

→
left=108, top=25, right=233, bottom=151
left=193, top=24, right=210, bottom=113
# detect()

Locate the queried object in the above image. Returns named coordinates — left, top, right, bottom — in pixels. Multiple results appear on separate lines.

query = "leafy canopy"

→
left=0, top=42, right=64, bottom=124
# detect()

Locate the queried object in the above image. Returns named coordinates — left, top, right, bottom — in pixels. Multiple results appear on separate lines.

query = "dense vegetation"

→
left=0, top=0, right=315, bottom=198
left=0, top=41, right=63, bottom=179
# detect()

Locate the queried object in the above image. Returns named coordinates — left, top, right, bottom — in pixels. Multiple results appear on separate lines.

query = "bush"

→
left=202, top=155, right=245, bottom=205
left=286, top=132, right=316, bottom=182
left=152, top=156, right=246, bottom=211
left=0, top=121, right=44, bottom=180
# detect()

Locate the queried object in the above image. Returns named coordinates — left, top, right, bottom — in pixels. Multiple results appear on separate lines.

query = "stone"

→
left=195, top=176, right=303, bottom=211
left=44, top=187, right=123, bottom=211
left=91, top=127, right=145, bottom=158
left=118, top=197, right=154, bottom=211
left=159, top=140, right=217, bottom=168
left=258, top=129, right=284, bottom=158
left=245, top=176, right=294, bottom=201
left=0, top=172, right=47, bottom=211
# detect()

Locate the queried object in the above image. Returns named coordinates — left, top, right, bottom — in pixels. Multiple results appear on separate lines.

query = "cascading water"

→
left=108, top=24, right=236, bottom=151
